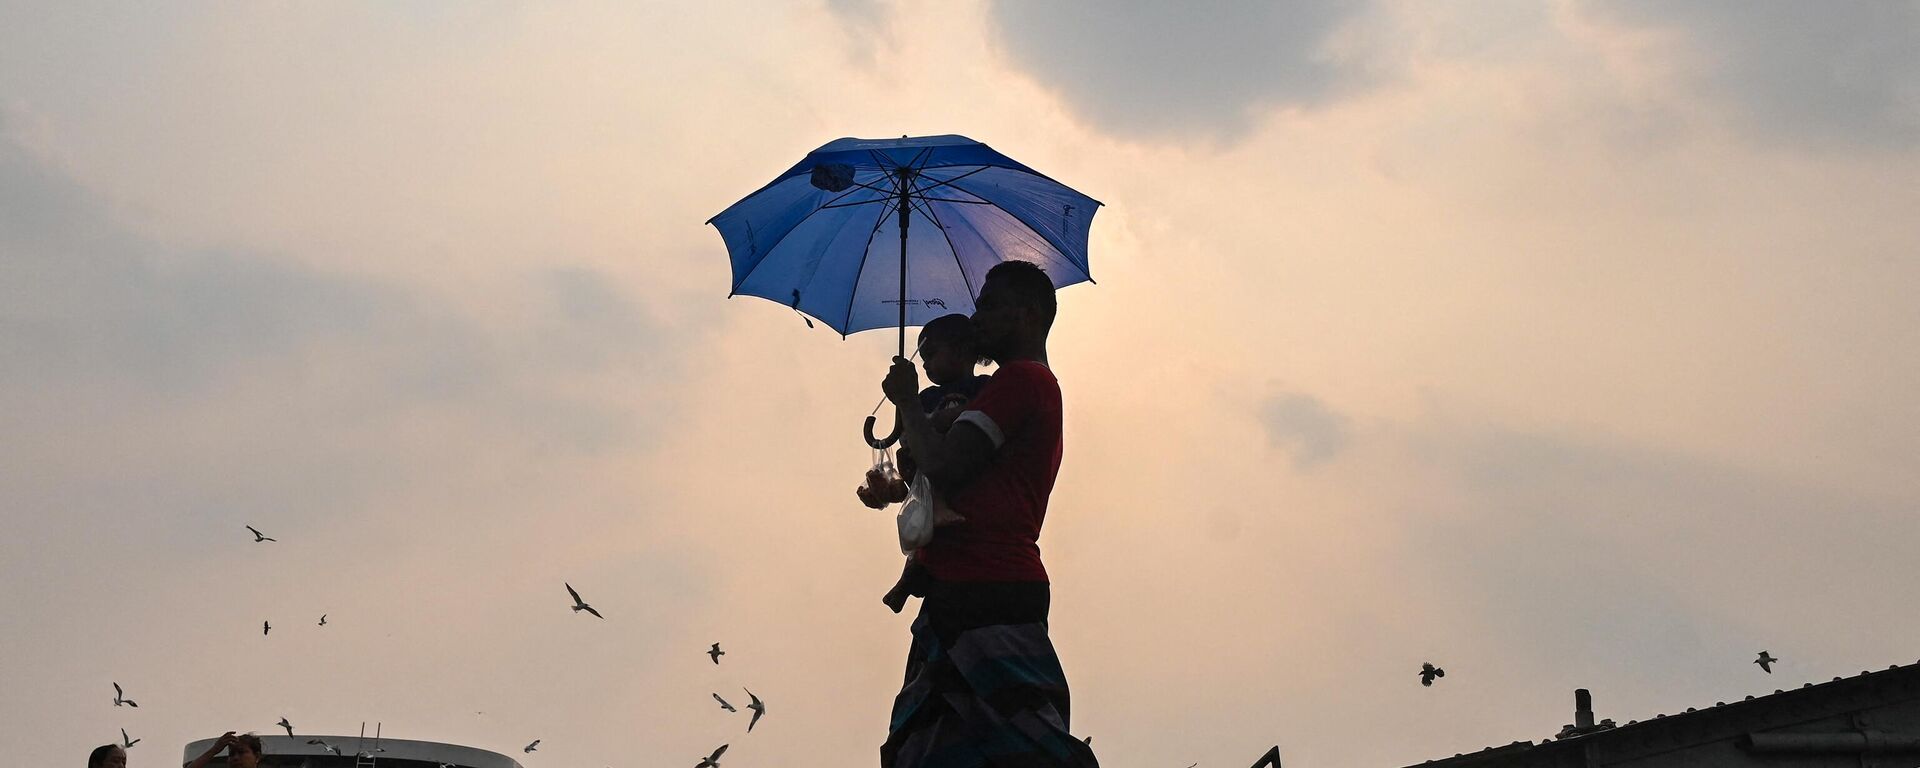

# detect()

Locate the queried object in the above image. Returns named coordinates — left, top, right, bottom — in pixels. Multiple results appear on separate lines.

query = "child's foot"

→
left=882, top=584, right=910, bottom=613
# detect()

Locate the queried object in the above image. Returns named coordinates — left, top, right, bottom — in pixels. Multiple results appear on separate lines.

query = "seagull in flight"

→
left=694, top=744, right=729, bottom=768
left=1419, top=662, right=1445, bottom=687
left=121, top=729, right=141, bottom=748
left=744, top=688, right=766, bottom=732
left=708, top=643, right=725, bottom=664
left=565, top=583, right=603, bottom=618
left=278, top=717, right=294, bottom=737
left=246, top=525, right=276, bottom=542
left=112, top=682, right=137, bottom=707
left=318, top=614, right=328, bottom=626
left=524, top=740, right=540, bottom=753
left=263, top=620, right=272, bottom=636
left=306, top=740, right=341, bottom=756
left=713, top=692, right=736, bottom=712
left=1755, top=651, right=1779, bottom=673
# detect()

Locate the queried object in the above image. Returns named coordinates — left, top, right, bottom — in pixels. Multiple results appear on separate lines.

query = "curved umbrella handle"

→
left=864, top=413, right=902, bottom=449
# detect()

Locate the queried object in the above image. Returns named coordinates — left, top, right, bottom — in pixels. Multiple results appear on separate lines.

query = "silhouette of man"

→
left=878, top=260, right=1096, bottom=768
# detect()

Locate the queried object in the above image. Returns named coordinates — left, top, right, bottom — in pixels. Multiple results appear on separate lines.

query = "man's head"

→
left=916, top=313, right=981, bottom=386
left=228, top=734, right=263, bottom=768
left=88, top=744, right=126, bottom=768
left=971, top=260, right=1055, bottom=364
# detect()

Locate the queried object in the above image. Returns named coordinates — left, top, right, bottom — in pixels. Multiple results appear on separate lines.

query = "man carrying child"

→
left=859, top=312, right=990, bottom=611
left=871, top=260, right=1098, bottom=768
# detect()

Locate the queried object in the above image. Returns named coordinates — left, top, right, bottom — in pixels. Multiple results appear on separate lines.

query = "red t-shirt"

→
left=915, top=360, right=1062, bottom=583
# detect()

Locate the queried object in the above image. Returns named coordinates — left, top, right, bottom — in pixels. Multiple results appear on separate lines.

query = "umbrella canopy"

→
left=708, top=135, right=1100, bottom=345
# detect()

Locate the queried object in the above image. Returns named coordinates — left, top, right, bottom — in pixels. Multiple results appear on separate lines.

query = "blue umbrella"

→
left=708, top=134, right=1101, bottom=446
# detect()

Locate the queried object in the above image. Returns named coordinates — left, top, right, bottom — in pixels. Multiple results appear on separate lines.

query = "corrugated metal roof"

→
left=1403, top=659, right=1920, bottom=768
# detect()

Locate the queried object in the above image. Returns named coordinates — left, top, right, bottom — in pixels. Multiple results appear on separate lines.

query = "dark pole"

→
left=896, top=167, right=911, bottom=358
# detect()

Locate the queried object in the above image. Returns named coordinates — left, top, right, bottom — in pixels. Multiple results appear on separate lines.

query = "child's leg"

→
left=882, top=554, right=932, bottom=614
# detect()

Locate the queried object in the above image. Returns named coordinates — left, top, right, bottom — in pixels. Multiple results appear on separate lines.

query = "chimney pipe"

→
left=1575, top=689, right=1595, bottom=729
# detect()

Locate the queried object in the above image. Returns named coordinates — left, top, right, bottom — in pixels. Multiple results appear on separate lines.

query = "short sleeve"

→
left=954, top=363, right=1049, bottom=449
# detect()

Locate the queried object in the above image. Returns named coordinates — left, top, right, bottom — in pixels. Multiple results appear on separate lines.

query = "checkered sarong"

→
left=881, top=606, right=1098, bottom=768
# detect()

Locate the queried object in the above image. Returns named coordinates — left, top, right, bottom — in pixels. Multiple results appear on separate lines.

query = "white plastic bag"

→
left=896, top=471, right=935, bottom=554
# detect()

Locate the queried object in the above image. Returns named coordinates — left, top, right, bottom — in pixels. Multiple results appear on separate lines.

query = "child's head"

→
left=917, top=313, right=981, bottom=386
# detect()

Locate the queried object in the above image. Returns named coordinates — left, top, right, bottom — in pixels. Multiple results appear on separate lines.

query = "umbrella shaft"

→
left=897, top=177, right=910, bottom=358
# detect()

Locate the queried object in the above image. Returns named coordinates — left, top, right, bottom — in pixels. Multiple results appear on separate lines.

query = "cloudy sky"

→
left=4, top=2, right=1919, bottom=767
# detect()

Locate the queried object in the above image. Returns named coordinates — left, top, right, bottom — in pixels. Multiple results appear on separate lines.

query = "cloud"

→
left=0, top=121, right=691, bottom=546
left=1, top=142, right=397, bottom=395
left=1588, top=0, right=1920, bottom=149
left=981, top=0, right=1376, bottom=142
left=1260, top=391, right=1351, bottom=468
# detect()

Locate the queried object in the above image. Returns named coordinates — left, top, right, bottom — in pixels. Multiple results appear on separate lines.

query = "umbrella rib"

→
left=819, top=198, right=892, bottom=210
left=866, top=149, right=900, bottom=177
left=727, top=174, right=888, bottom=293
left=943, top=178, right=1094, bottom=283
left=912, top=196, right=992, bottom=204
left=817, top=179, right=879, bottom=208
left=867, top=145, right=933, bottom=182
left=904, top=182, right=977, bottom=309
left=730, top=159, right=957, bottom=294
left=843, top=197, right=902, bottom=334
left=842, top=177, right=899, bottom=197
left=903, top=177, right=951, bottom=230
left=902, top=145, right=935, bottom=174
left=907, top=166, right=990, bottom=197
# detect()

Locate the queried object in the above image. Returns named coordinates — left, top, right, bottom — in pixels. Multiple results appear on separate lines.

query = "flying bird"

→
left=318, top=614, right=327, bottom=626
left=694, top=744, right=729, bottom=768
left=306, top=740, right=341, bottom=756
left=121, top=728, right=140, bottom=748
left=1420, top=662, right=1445, bottom=687
left=565, top=583, right=603, bottom=618
left=246, top=525, right=276, bottom=543
left=708, top=643, right=725, bottom=664
left=1755, top=651, right=1778, bottom=673
left=112, top=682, right=137, bottom=708
left=713, top=692, right=736, bottom=712
left=278, top=717, right=294, bottom=737
left=744, top=688, right=766, bottom=732
left=263, top=620, right=271, bottom=636
left=524, top=740, right=540, bottom=753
